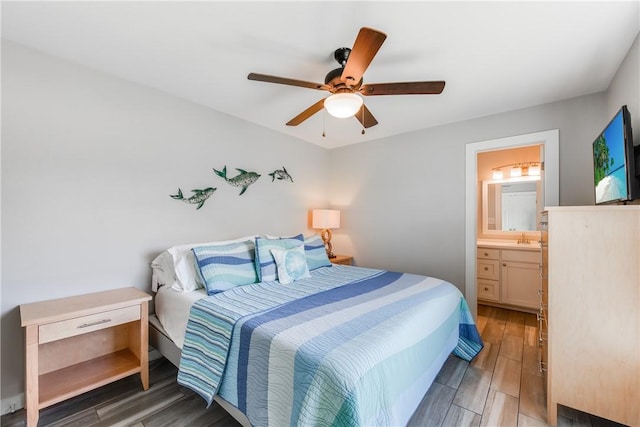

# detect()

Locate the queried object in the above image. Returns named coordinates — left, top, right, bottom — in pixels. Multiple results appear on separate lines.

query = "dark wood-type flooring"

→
left=2, top=305, right=627, bottom=426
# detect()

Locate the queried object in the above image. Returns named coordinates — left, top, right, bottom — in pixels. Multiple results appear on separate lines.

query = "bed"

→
left=149, top=236, right=483, bottom=427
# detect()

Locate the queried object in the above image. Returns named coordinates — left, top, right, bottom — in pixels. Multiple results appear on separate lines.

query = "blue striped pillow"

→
left=304, top=234, right=332, bottom=271
left=192, top=240, right=258, bottom=295
left=254, top=236, right=303, bottom=281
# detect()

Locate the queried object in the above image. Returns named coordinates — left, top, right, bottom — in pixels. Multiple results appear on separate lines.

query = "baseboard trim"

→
left=1, top=393, right=24, bottom=416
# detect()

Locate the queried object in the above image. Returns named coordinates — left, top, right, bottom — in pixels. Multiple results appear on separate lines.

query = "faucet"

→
left=518, top=232, right=530, bottom=244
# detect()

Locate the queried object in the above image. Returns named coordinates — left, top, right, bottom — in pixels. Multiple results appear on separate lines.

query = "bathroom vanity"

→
left=477, top=239, right=541, bottom=311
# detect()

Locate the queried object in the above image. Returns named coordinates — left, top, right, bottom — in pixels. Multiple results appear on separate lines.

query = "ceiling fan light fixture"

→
left=324, top=93, right=363, bottom=118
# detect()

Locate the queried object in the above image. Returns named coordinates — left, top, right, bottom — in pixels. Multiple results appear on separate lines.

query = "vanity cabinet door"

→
left=500, top=259, right=539, bottom=309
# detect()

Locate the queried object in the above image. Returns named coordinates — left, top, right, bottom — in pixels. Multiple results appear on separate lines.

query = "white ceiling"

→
left=2, top=1, right=639, bottom=149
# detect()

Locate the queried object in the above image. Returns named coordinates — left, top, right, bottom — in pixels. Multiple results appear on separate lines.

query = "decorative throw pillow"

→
left=304, top=234, right=332, bottom=271
left=192, top=240, right=258, bottom=295
left=270, top=246, right=311, bottom=285
left=254, top=236, right=304, bottom=281
left=155, top=235, right=257, bottom=292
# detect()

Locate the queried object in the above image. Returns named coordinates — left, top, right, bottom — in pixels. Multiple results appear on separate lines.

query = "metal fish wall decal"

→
left=170, top=187, right=216, bottom=209
left=213, top=166, right=261, bottom=196
left=269, top=166, right=294, bottom=183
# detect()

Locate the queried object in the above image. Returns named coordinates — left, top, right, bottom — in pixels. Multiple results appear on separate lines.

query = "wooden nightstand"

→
left=20, top=287, right=151, bottom=427
left=330, top=255, right=353, bottom=265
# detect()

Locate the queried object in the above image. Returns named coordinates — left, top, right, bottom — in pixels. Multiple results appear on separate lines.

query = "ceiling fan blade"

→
left=341, top=27, right=387, bottom=86
left=354, top=104, right=378, bottom=128
left=286, top=98, right=327, bottom=126
left=248, top=73, right=330, bottom=91
left=359, top=81, right=446, bottom=96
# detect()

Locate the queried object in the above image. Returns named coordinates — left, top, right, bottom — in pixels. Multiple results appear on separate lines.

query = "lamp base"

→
left=320, top=228, right=335, bottom=258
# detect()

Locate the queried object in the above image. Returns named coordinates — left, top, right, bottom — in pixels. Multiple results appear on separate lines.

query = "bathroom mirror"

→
left=482, top=176, right=541, bottom=234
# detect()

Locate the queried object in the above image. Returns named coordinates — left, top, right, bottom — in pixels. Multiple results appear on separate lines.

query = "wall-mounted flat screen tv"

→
left=593, top=105, right=639, bottom=205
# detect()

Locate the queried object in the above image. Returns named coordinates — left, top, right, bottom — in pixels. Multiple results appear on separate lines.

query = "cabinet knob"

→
left=503, top=263, right=507, bottom=267
left=484, top=287, right=489, bottom=291
left=484, top=252, right=489, bottom=256
left=484, top=267, right=488, bottom=271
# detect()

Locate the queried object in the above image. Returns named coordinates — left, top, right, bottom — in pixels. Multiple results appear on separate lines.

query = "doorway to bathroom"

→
left=464, top=130, right=559, bottom=319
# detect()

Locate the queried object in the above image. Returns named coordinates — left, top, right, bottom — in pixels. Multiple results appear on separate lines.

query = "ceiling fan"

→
left=247, top=27, right=445, bottom=129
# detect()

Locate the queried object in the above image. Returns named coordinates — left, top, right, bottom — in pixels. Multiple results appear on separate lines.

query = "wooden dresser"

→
left=546, top=206, right=639, bottom=426
left=20, top=287, right=151, bottom=427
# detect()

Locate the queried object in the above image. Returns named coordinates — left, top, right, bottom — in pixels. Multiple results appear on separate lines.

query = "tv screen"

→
left=593, top=106, right=637, bottom=204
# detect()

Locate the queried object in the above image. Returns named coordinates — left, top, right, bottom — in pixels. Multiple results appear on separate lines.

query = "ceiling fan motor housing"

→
left=326, top=47, right=362, bottom=90
left=324, top=67, right=344, bottom=86
left=334, top=47, right=351, bottom=65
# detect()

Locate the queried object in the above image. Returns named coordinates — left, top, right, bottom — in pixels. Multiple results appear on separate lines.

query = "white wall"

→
left=0, top=40, right=330, bottom=408
left=606, top=32, right=639, bottom=146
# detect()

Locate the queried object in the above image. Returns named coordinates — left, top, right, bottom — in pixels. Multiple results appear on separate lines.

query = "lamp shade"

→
left=312, top=209, right=340, bottom=229
left=324, top=93, right=363, bottom=118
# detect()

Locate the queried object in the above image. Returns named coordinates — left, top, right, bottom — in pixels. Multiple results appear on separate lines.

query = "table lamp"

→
left=311, top=209, right=340, bottom=258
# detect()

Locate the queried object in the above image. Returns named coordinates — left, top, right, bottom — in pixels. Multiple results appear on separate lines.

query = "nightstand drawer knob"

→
left=78, top=318, right=111, bottom=329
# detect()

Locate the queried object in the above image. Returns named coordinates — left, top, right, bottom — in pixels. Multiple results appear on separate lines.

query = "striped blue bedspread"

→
left=178, top=265, right=483, bottom=426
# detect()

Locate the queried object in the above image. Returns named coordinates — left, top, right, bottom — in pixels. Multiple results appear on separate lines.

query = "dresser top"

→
left=545, top=205, right=640, bottom=211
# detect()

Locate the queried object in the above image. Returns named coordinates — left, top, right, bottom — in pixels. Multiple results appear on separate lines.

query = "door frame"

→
left=465, top=129, right=559, bottom=319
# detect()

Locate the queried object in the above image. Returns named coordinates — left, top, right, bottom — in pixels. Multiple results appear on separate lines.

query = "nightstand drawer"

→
left=39, top=305, right=140, bottom=344
left=330, top=255, right=353, bottom=265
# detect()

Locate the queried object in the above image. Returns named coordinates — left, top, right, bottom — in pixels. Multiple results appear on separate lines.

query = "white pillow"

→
left=150, top=251, right=176, bottom=292
left=151, top=235, right=257, bottom=292
left=270, top=246, right=311, bottom=285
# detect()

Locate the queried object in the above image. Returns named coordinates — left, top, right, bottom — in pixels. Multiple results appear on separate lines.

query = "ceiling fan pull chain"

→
left=361, top=106, right=365, bottom=135
left=322, top=109, right=326, bottom=138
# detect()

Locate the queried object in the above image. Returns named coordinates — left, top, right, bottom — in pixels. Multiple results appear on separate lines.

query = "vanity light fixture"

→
left=491, top=162, right=541, bottom=179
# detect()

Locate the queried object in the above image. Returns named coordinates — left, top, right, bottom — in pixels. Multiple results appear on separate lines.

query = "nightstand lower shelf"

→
left=39, top=349, right=141, bottom=408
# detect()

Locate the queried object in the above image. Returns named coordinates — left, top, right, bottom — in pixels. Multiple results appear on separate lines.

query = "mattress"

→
left=154, top=285, right=206, bottom=349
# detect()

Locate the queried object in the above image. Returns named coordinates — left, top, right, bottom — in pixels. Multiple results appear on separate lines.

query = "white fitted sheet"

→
left=155, top=285, right=206, bottom=349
